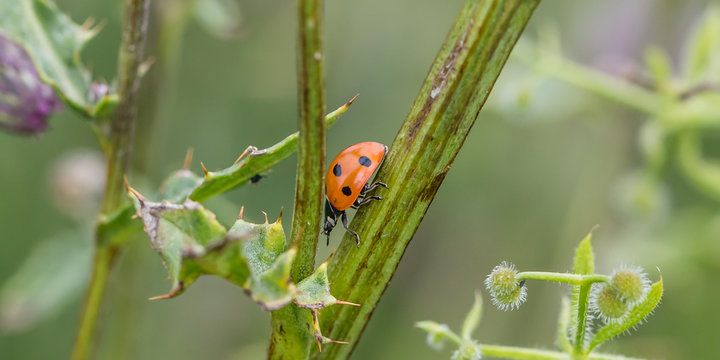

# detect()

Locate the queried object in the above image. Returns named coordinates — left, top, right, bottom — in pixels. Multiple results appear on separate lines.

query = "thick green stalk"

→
left=315, top=0, right=540, bottom=358
left=71, top=0, right=151, bottom=359
left=268, top=0, right=326, bottom=357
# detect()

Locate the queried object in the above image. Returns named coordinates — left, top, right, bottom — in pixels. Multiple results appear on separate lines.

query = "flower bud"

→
left=0, top=34, right=62, bottom=135
left=485, top=262, right=527, bottom=311
left=593, top=284, right=628, bottom=321
left=610, top=266, right=650, bottom=305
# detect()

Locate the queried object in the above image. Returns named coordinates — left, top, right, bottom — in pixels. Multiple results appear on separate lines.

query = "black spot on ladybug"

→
left=333, top=164, right=342, bottom=177
left=341, top=186, right=352, bottom=196
left=358, top=156, right=372, bottom=167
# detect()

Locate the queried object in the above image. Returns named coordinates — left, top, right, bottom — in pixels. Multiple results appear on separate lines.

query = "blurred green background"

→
left=1, top=0, right=719, bottom=358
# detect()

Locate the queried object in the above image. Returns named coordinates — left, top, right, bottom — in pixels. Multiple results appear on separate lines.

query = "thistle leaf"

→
left=294, top=260, right=358, bottom=310
left=129, top=183, right=298, bottom=310
left=0, top=0, right=115, bottom=116
left=129, top=188, right=227, bottom=297
left=588, top=278, right=664, bottom=352
left=189, top=96, right=357, bottom=202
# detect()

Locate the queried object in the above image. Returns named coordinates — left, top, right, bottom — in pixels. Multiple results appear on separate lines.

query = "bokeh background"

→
left=1, top=0, right=719, bottom=358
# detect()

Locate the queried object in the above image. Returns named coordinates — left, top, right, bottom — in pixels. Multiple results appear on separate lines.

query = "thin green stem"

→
left=268, top=0, right=326, bottom=357
left=677, top=130, right=720, bottom=201
left=517, top=272, right=610, bottom=286
left=70, top=246, right=118, bottom=360
left=514, top=42, right=661, bottom=115
left=290, top=0, right=326, bottom=283
left=573, top=284, right=592, bottom=358
left=480, top=344, right=643, bottom=360
left=71, top=0, right=151, bottom=359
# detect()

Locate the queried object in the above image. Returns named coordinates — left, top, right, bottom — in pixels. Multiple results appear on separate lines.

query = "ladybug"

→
left=323, top=141, right=389, bottom=247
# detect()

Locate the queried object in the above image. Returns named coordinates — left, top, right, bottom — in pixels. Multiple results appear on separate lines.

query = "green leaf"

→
left=192, top=0, right=243, bottom=39
left=0, top=229, right=91, bottom=333
left=588, top=278, right=663, bottom=352
left=246, top=248, right=296, bottom=310
left=189, top=96, right=356, bottom=202
left=643, top=46, right=673, bottom=93
left=415, top=321, right=462, bottom=350
left=573, top=230, right=595, bottom=275
left=460, top=291, right=482, bottom=340
left=129, top=187, right=227, bottom=298
left=130, top=181, right=298, bottom=309
left=294, top=260, right=359, bottom=310
left=683, top=5, right=720, bottom=82
left=295, top=262, right=335, bottom=309
left=0, top=0, right=115, bottom=116
left=159, top=169, right=204, bottom=203
left=570, top=232, right=595, bottom=353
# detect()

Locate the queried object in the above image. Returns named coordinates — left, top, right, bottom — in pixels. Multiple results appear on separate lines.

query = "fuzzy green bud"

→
left=485, top=262, right=527, bottom=311
left=594, top=285, right=627, bottom=320
left=610, top=267, right=650, bottom=305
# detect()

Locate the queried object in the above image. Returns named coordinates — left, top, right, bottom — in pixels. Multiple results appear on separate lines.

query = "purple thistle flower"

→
left=0, top=34, right=62, bottom=135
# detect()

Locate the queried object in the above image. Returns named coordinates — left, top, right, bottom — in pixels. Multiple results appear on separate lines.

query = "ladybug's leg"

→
left=360, top=181, right=389, bottom=196
left=351, top=196, right=383, bottom=209
left=323, top=200, right=338, bottom=246
left=340, top=211, right=361, bottom=248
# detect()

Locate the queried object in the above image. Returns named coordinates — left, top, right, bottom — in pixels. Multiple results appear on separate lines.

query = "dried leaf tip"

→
left=148, top=293, right=173, bottom=301
left=334, top=300, right=360, bottom=307
left=346, top=93, right=359, bottom=107
left=238, top=206, right=245, bottom=220
left=200, top=162, right=209, bottom=177
left=262, top=211, right=269, bottom=224
left=183, top=147, right=194, bottom=169
left=275, top=207, right=284, bottom=223
left=124, top=175, right=143, bottom=200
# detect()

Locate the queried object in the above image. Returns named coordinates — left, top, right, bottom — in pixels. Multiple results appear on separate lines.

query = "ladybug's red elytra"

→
left=323, top=141, right=389, bottom=247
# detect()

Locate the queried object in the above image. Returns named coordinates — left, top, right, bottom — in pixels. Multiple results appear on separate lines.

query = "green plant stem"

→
left=70, top=246, right=118, bottom=360
left=677, top=131, right=720, bottom=201
left=518, top=272, right=610, bottom=286
left=315, top=1, right=540, bottom=358
left=514, top=42, right=661, bottom=115
left=573, top=284, right=592, bottom=358
left=480, top=344, right=643, bottom=360
left=268, top=0, right=325, bottom=357
left=71, top=0, right=151, bottom=359
left=290, top=0, right=325, bottom=284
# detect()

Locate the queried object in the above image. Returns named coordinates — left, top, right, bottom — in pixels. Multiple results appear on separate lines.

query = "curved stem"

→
left=71, top=0, right=151, bottom=359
